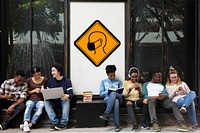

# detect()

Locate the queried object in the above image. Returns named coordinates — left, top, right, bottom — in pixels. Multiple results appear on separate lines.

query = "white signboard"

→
left=70, top=2, right=125, bottom=95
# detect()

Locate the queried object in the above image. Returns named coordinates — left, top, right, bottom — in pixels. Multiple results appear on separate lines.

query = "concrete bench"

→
left=0, top=95, right=199, bottom=128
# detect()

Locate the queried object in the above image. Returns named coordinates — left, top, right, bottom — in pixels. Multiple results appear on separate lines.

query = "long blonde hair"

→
left=166, top=66, right=182, bottom=85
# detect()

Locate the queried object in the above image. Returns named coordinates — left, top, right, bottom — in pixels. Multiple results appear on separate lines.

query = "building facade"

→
left=0, top=0, right=199, bottom=97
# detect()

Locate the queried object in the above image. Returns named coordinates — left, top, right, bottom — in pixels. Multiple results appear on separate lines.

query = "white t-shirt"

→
left=147, top=82, right=164, bottom=96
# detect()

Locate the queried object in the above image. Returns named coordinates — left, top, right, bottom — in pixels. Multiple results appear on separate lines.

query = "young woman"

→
left=21, top=66, right=48, bottom=132
left=123, top=67, right=150, bottom=131
left=44, top=64, right=73, bottom=131
left=166, top=66, right=199, bottom=131
left=99, top=65, right=123, bottom=132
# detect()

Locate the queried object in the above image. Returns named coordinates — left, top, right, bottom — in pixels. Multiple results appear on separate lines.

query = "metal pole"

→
left=30, top=0, right=33, bottom=69
left=161, top=0, right=166, bottom=80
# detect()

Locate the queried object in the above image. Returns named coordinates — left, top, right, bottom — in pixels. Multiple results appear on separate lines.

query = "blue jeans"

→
left=104, top=92, right=123, bottom=126
left=177, top=91, right=197, bottom=125
left=23, top=100, right=44, bottom=124
left=44, top=99, right=70, bottom=126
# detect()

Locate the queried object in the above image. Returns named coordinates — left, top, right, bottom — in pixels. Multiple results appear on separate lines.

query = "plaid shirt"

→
left=0, top=78, right=28, bottom=101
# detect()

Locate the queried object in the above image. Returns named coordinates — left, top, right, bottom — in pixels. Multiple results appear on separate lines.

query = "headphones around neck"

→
left=128, top=67, right=140, bottom=78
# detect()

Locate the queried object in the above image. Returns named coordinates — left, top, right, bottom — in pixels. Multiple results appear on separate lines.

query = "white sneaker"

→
left=20, top=123, right=33, bottom=130
left=180, top=106, right=187, bottom=113
left=0, top=124, right=3, bottom=130
left=23, top=123, right=30, bottom=132
left=20, top=124, right=24, bottom=130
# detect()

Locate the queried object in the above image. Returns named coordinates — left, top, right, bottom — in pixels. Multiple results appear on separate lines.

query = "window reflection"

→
left=7, top=0, right=64, bottom=78
left=130, top=0, right=185, bottom=82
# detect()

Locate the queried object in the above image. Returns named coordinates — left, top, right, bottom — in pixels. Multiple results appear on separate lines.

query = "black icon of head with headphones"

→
left=87, top=31, right=107, bottom=54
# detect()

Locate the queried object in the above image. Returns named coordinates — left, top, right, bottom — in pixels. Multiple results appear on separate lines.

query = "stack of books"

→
left=82, top=91, right=93, bottom=102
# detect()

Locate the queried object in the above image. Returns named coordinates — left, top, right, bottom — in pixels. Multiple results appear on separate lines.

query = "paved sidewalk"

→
left=2, top=126, right=197, bottom=133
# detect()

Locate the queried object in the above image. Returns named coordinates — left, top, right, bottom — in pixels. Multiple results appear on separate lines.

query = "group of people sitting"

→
left=0, top=64, right=73, bottom=132
left=0, top=64, right=199, bottom=132
left=99, top=65, right=199, bottom=132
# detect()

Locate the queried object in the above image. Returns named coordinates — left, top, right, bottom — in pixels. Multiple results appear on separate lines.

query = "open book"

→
left=108, top=88, right=124, bottom=95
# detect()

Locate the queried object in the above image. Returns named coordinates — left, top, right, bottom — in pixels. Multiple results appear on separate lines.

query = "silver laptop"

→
left=41, top=87, right=64, bottom=100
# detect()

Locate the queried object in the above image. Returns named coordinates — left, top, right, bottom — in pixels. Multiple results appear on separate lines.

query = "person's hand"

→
left=134, top=83, right=140, bottom=90
left=61, top=94, right=69, bottom=100
left=157, top=93, right=166, bottom=100
left=6, top=105, right=15, bottom=115
left=6, top=94, right=15, bottom=100
left=176, top=87, right=185, bottom=95
left=35, top=88, right=41, bottom=93
left=128, top=87, right=133, bottom=93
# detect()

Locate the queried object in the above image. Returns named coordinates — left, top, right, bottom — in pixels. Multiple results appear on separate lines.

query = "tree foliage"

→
left=131, top=0, right=184, bottom=45
left=10, top=0, right=64, bottom=42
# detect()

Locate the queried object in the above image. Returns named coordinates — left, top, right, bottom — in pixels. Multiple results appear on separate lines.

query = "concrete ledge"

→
left=1, top=96, right=200, bottom=128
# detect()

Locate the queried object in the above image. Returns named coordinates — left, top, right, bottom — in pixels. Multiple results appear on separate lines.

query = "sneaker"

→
left=0, top=124, right=3, bottom=130
left=153, top=123, right=161, bottom=132
left=99, top=113, right=110, bottom=121
left=141, top=123, right=150, bottom=130
left=115, top=125, right=121, bottom=132
left=23, top=123, right=30, bottom=132
left=49, top=125, right=56, bottom=131
left=0, top=122, right=8, bottom=130
left=178, top=124, right=189, bottom=132
left=132, top=123, right=140, bottom=131
left=55, top=124, right=67, bottom=130
left=192, top=124, right=200, bottom=132
left=180, top=106, right=187, bottom=113
left=20, top=123, right=33, bottom=130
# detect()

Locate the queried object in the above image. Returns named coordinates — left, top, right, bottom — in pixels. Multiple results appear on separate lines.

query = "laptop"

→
left=41, top=87, right=64, bottom=100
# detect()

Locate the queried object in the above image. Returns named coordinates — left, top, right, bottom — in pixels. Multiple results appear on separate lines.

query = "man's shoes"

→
left=141, top=123, right=150, bottom=130
left=115, top=125, right=121, bottom=132
left=153, top=123, right=161, bottom=132
left=132, top=123, right=140, bottom=131
left=178, top=124, right=189, bottom=132
left=99, top=113, right=110, bottom=121
left=55, top=124, right=67, bottom=130
left=0, top=122, right=8, bottom=130
left=192, top=124, right=200, bottom=132
left=0, top=124, right=6, bottom=130
left=180, top=106, right=187, bottom=113
left=0, top=124, right=3, bottom=130
left=49, top=125, right=56, bottom=131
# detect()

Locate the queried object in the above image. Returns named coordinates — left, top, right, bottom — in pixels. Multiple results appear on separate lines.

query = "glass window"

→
left=129, top=0, right=185, bottom=83
left=7, top=0, right=64, bottom=78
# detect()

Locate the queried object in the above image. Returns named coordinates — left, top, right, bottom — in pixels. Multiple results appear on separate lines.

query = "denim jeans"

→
left=148, top=97, right=185, bottom=125
left=44, top=99, right=70, bottom=126
left=23, top=100, right=44, bottom=124
left=177, top=91, right=197, bottom=125
left=104, top=92, right=123, bottom=126
left=0, top=99, right=25, bottom=128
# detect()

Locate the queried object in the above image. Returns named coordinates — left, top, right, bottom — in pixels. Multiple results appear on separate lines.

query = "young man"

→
left=0, top=70, right=28, bottom=130
left=142, top=69, right=189, bottom=132
left=44, top=64, right=73, bottom=131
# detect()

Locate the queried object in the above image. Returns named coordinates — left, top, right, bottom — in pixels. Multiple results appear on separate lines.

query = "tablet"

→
left=41, top=87, right=64, bottom=100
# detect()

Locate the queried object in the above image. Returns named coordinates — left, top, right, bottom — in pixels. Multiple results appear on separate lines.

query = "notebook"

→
left=41, top=87, right=64, bottom=100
